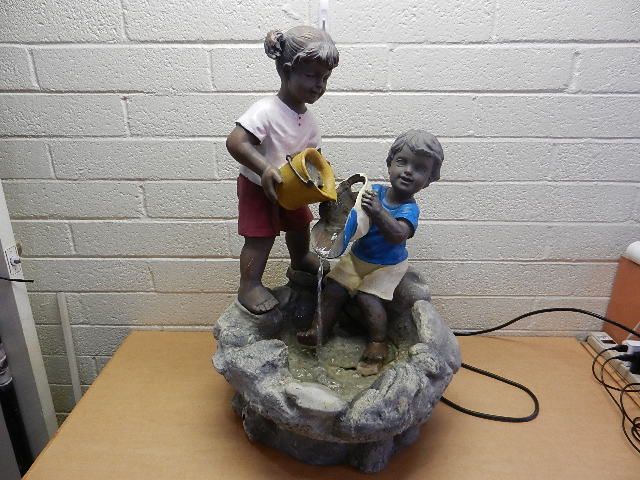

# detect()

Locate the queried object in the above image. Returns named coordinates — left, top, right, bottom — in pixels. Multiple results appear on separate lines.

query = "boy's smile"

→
left=387, top=145, right=434, bottom=199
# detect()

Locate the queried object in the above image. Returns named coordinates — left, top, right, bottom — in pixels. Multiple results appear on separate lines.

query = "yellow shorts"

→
left=326, top=252, right=409, bottom=301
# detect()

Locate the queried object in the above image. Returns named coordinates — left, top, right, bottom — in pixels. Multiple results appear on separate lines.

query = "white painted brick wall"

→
left=12, top=221, right=74, bottom=256
left=123, top=0, right=309, bottom=41
left=50, top=140, right=217, bottom=180
left=0, top=0, right=123, bottom=42
left=311, top=1, right=495, bottom=43
left=0, top=47, right=37, bottom=90
left=0, top=141, right=53, bottom=178
left=28, top=293, right=61, bottom=324
left=493, top=0, right=640, bottom=41
left=33, top=48, right=212, bottom=93
left=2, top=0, right=640, bottom=419
left=71, top=221, right=232, bottom=256
left=0, top=95, right=126, bottom=136
left=65, top=293, right=236, bottom=326
left=389, top=47, right=574, bottom=91
left=574, top=48, right=640, bottom=93
left=210, top=46, right=389, bottom=91
left=4, top=181, right=143, bottom=218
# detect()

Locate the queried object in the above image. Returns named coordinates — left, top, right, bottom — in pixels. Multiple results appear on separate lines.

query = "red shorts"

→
left=237, top=175, right=313, bottom=237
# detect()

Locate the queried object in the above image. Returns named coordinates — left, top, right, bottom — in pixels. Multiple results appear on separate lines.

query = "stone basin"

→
left=212, top=267, right=461, bottom=472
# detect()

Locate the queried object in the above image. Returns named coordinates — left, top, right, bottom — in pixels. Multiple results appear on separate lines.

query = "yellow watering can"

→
left=277, top=148, right=337, bottom=210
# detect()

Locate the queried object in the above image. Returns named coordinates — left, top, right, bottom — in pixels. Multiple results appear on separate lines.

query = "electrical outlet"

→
left=586, top=332, right=640, bottom=387
left=3, top=244, right=22, bottom=277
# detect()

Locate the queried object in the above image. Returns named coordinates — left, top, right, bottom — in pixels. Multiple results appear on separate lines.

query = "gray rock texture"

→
left=212, top=266, right=460, bottom=472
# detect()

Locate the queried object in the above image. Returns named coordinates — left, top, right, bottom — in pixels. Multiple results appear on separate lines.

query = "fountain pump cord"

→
left=0, top=276, right=33, bottom=283
left=590, top=346, right=640, bottom=453
left=441, top=308, right=639, bottom=429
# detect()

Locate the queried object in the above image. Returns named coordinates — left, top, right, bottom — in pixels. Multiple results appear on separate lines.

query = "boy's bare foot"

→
left=296, top=328, right=318, bottom=346
left=356, top=341, right=388, bottom=376
left=362, top=341, right=388, bottom=363
left=238, top=284, right=278, bottom=314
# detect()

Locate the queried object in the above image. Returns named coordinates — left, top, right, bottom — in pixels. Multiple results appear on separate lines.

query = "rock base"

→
left=233, top=394, right=421, bottom=473
left=213, top=267, right=461, bottom=472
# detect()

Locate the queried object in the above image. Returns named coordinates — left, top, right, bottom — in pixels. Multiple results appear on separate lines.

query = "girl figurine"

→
left=226, top=26, right=339, bottom=315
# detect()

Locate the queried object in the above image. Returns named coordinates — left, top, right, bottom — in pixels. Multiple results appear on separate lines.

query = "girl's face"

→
left=286, top=60, right=332, bottom=105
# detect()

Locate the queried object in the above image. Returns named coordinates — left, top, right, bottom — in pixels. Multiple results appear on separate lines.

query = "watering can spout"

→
left=276, top=148, right=337, bottom=210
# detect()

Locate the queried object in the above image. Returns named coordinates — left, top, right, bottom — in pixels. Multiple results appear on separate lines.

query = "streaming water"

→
left=315, top=258, right=323, bottom=350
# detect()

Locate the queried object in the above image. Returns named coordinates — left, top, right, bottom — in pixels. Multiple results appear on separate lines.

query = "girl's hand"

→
left=361, top=190, right=383, bottom=218
left=261, top=166, right=283, bottom=203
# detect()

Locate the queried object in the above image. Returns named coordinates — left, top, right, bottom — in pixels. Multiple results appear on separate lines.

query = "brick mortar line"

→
left=30, top=292, right=611, bottom=300
left=3, top=91, right=640, bottom=96
left=634, top=189, right=640, bottom=220
left=66, top=325, right=211, bottom=330
left=567, top=50, right=582, bottom=93
left=207, top=49, right=216, bottom=91
left=146, top=262, right=158, bottom=290
left=21, top=256, right=628, bottom=263
left=44, top=143, right=56, bottom=178
left=4, top=179, right=639, bottom=186
left=3, top=41, right=640, bottom=47
left=120, top=97, right=131, bottom=135
left=30, top=292, right=612, bottom=297
left=23, top=257, right=619, bottom=265
left=43, top=354, right=105, bottom=359
left=490, top=0, right=500, bottom=42
left=138, top=183, right=149, bottom=216
left=13, top=44, right=640, bottom=51
left=26, top=48, right=41, bottom=89
left=3, top=135, right=640, bottom=142
left=10, top=216, right=640, bottom=223
left=118, top=0, right=130, bottom=41
left=11, top=218, right=639, bottom=226
left=3, top=136, right=640, bottom=144
left=66, top=221, right=78, bottom=256
left=48, top=383, right=92, bottom=388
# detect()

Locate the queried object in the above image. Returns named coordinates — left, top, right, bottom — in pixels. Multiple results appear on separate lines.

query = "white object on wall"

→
left=318, top=0, right=329, bottom=31
left=624, top=241, right=640, bottom=265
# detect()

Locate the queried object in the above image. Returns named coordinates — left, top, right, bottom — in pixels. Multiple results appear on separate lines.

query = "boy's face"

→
left=286, top=60, right=332, bottom=105
left=388, top=145, right=435, bottom=197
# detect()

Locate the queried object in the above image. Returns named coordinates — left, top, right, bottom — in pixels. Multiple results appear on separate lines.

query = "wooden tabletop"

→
left=25, top=331, right=638, bottom=480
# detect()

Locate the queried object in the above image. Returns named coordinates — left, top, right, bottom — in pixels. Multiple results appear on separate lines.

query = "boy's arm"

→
left=226, top=125, right=282, bottom=203
left=361, top=191, right=412, bottom=244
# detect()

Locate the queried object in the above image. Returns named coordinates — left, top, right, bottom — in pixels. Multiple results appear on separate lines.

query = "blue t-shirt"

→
left=351, top=184, right=420, bottom=265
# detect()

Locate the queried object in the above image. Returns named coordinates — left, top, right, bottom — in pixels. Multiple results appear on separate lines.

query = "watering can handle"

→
left=285, top=155, right=314, bottom=186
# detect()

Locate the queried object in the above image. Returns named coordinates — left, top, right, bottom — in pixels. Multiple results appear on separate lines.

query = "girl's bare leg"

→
left=238, top=236, right=278, bottom=314
left=286, top=227, right=320, bottom=274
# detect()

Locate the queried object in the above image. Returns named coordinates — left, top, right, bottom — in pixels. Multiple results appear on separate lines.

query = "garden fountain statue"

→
left=214, top=25, right=460, bottom=473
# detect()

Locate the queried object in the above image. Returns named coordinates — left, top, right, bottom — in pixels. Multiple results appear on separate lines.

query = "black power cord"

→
left=590, top=344, right=629, bottom=391
left=591, top=350, right=640, bottom=454
left=454, top=307, right=639, bottom=338
left=441, top=362, right=539, bottom=423
left=0, top=276, right=33, bottom=283
left=620, top=383, right=640, bottom=447
left=442, top=308, right=640, bottom=425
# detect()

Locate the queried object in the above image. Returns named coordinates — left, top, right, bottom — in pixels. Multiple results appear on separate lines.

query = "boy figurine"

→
left=297, top=130, right=444, bottom=375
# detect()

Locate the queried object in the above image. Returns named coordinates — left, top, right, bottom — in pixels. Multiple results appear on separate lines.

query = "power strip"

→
left=586, top=332, right=640, bottom=387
